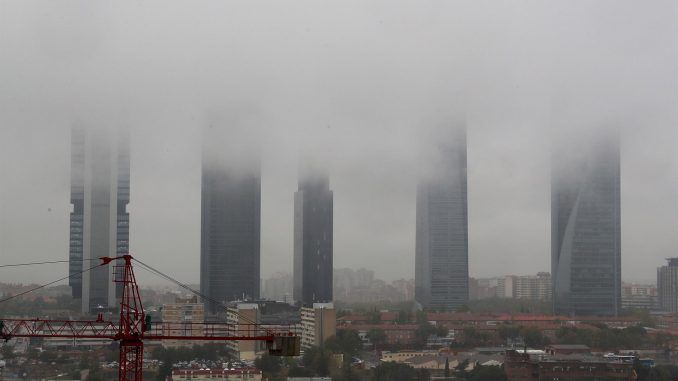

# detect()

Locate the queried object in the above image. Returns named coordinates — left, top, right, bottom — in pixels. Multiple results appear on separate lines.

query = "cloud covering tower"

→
left=415, top=126, right=468, bottom=311
left=551, top=130, right=621, bottom=316
left=69, top=127, right=130, bottom=313
left=200, top=126, right=261, bottom=314
left=293, top=164, right=334, bottom=306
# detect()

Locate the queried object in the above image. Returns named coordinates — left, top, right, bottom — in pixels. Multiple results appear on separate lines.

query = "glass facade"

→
left=415, top=127, right=468, bottom=311
left=552, top=132, right=621, bottom=316
left=293, top=172, right=333, bottom=306
left=200, top=161, right=261, bottom=314
left=69, top=127, right=129, bottom=313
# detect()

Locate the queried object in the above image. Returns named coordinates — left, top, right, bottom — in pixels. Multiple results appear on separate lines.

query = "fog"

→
left=1, top=1, right=677, bottom=286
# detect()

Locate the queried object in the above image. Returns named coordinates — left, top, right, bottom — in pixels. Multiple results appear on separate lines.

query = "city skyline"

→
left=1, top=2, right=677, bottom=287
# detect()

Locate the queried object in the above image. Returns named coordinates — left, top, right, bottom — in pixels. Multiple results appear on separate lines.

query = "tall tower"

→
left=415, top=127, right=468, bottom=311
left=551, top=130, right=621, bottom=316
left=200, top=127, right=261, bottom=314
left=293, top=166, right=333, bottom=306
left=69, top=127, right=130, bottom=313
left=658, top=258, right=678, bottom=313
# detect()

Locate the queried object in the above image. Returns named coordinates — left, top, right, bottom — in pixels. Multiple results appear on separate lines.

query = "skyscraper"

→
left=657, top=258, right=678, bottom=312
left=415, top=127, right=468, bottom=311
left=293, top=167, right=333, bottom=306
left=69, top=127, right=130, bottom=313
left=200, top=129, right=261, bottom=314
left=551, top=130, right=621, bottom=316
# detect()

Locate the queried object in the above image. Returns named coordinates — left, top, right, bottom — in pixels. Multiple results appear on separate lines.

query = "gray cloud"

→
left=1, top=0, right=677, bottom=286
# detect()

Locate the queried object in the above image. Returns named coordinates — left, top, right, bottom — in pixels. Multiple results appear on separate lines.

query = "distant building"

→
left=300, top=303, right=336, bottom=349
left=160, top=296, right=205, bottom=348
left=333, top=268, right=414, bottom=303
left=293, top=166, right=333, bottom=306
left=415, top=126, right=468, bottom=311
left=69, top=127, right=130, bottom=313
left=200, top=127, right=261, bottom=314
left=621, top=282, right=657, bottom=310
left=470, top=273, right=551, bottom=301
left=658, top=258, right=678, bottom=312
left=262, top=272, right=293, bottom=302
left=552, top=131, right=621, bottom=316
left=510, top=273, right=552, bottom=300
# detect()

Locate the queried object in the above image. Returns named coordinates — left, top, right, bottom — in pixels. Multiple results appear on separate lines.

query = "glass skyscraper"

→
left=293, top=168, right=333, bottom=306
left=415, top=127, right=468, bottom=311
left=69, top=127, right=130, bottom=313
left=200, top=130, right=261, bottom=314
left=551, top=131, right=621, bottom=316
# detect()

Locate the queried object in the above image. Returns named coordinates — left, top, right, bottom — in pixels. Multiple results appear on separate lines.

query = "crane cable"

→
left=133, top=258, right=276, bottom=335
left=0, top=261, right=105, bottom=305
left=0, top=258, right=99, bottom=268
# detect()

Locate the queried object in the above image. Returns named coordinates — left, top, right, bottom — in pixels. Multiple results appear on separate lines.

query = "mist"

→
left=1, top=1, right=677, bottom=286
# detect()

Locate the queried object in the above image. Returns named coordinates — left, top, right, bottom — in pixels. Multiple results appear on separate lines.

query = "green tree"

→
left=396, top=310, right=412, bottom=324
left=498, top=325, right=521, bottom=343
left=302, top=346, right=331, bottom=377
left=418, top=368, right=431, bottom=381
left=254, top=352, right=282, bottom=375
left=367, top=329, right=387, bottom=349
left=467, top=365, right=507, bottom=381
left=325, top=329, right=363, bottom=357
left=521, top=326, right=545, bottom=348
left=0, top=344, right=15, bottom=359
left=444, top=357, right=450, bottom=379
left=372, top=362, right=417, bottom=381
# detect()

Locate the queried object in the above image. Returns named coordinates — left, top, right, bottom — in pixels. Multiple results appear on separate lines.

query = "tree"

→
left=372, top=362, right=417, bottom=381
left=467, top=365, right=507, bottom=381
left=325, top=329, right=364, bottom=357
left=302, top=346, right=331, bottom=377
left=521, top=326, right=545, bottom=348
left=368, top=309, right=382, bottom=324
left=0, top=344, right=15, bottom=359
left=418, top=368, right=431, bottom=381
left=367, top=329, right=387, bottom=350
left=288, top=365, right=315, bottom=377
left=444, top=357, right=450, bottom=379
left=498, top=325, right=521, bottom=343
left=255, top=353, right=282, bottom=375
left=396, top=309, right=412, bottom=324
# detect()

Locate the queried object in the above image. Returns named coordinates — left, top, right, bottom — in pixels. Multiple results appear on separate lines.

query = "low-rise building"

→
left=504, top=350, right=635, bottom=381
left=161, top=296, right=205, bottom=348
left=226, top=303, right=262, bottom=361
left=300, top=303, right=336, bottom=349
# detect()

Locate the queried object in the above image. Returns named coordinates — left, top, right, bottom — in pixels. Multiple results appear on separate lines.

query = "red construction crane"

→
left=0, top=255, right=300, bottom=381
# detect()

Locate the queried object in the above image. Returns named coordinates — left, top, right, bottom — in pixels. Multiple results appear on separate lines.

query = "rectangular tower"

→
left=69, top=127, right=130, bottom=313
left=200, top=130, right=261, bottom=314
left=293, top=169, right=333, bottom=306
left=551, top=130, right=621, bottom=316
left=657, top=258, right=678, bottom=312
left=415, top=127, right=468, bottom=311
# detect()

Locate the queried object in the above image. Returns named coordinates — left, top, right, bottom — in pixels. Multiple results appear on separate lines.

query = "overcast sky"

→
left=1, top=1, right=677, bottom=286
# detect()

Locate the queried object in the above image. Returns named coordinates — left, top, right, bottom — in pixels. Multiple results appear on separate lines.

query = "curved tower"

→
left=551, top=130, right=621, bottom=316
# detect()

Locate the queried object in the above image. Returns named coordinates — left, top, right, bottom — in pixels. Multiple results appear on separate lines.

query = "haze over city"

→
left=1, top=0, right=677, bottom=287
